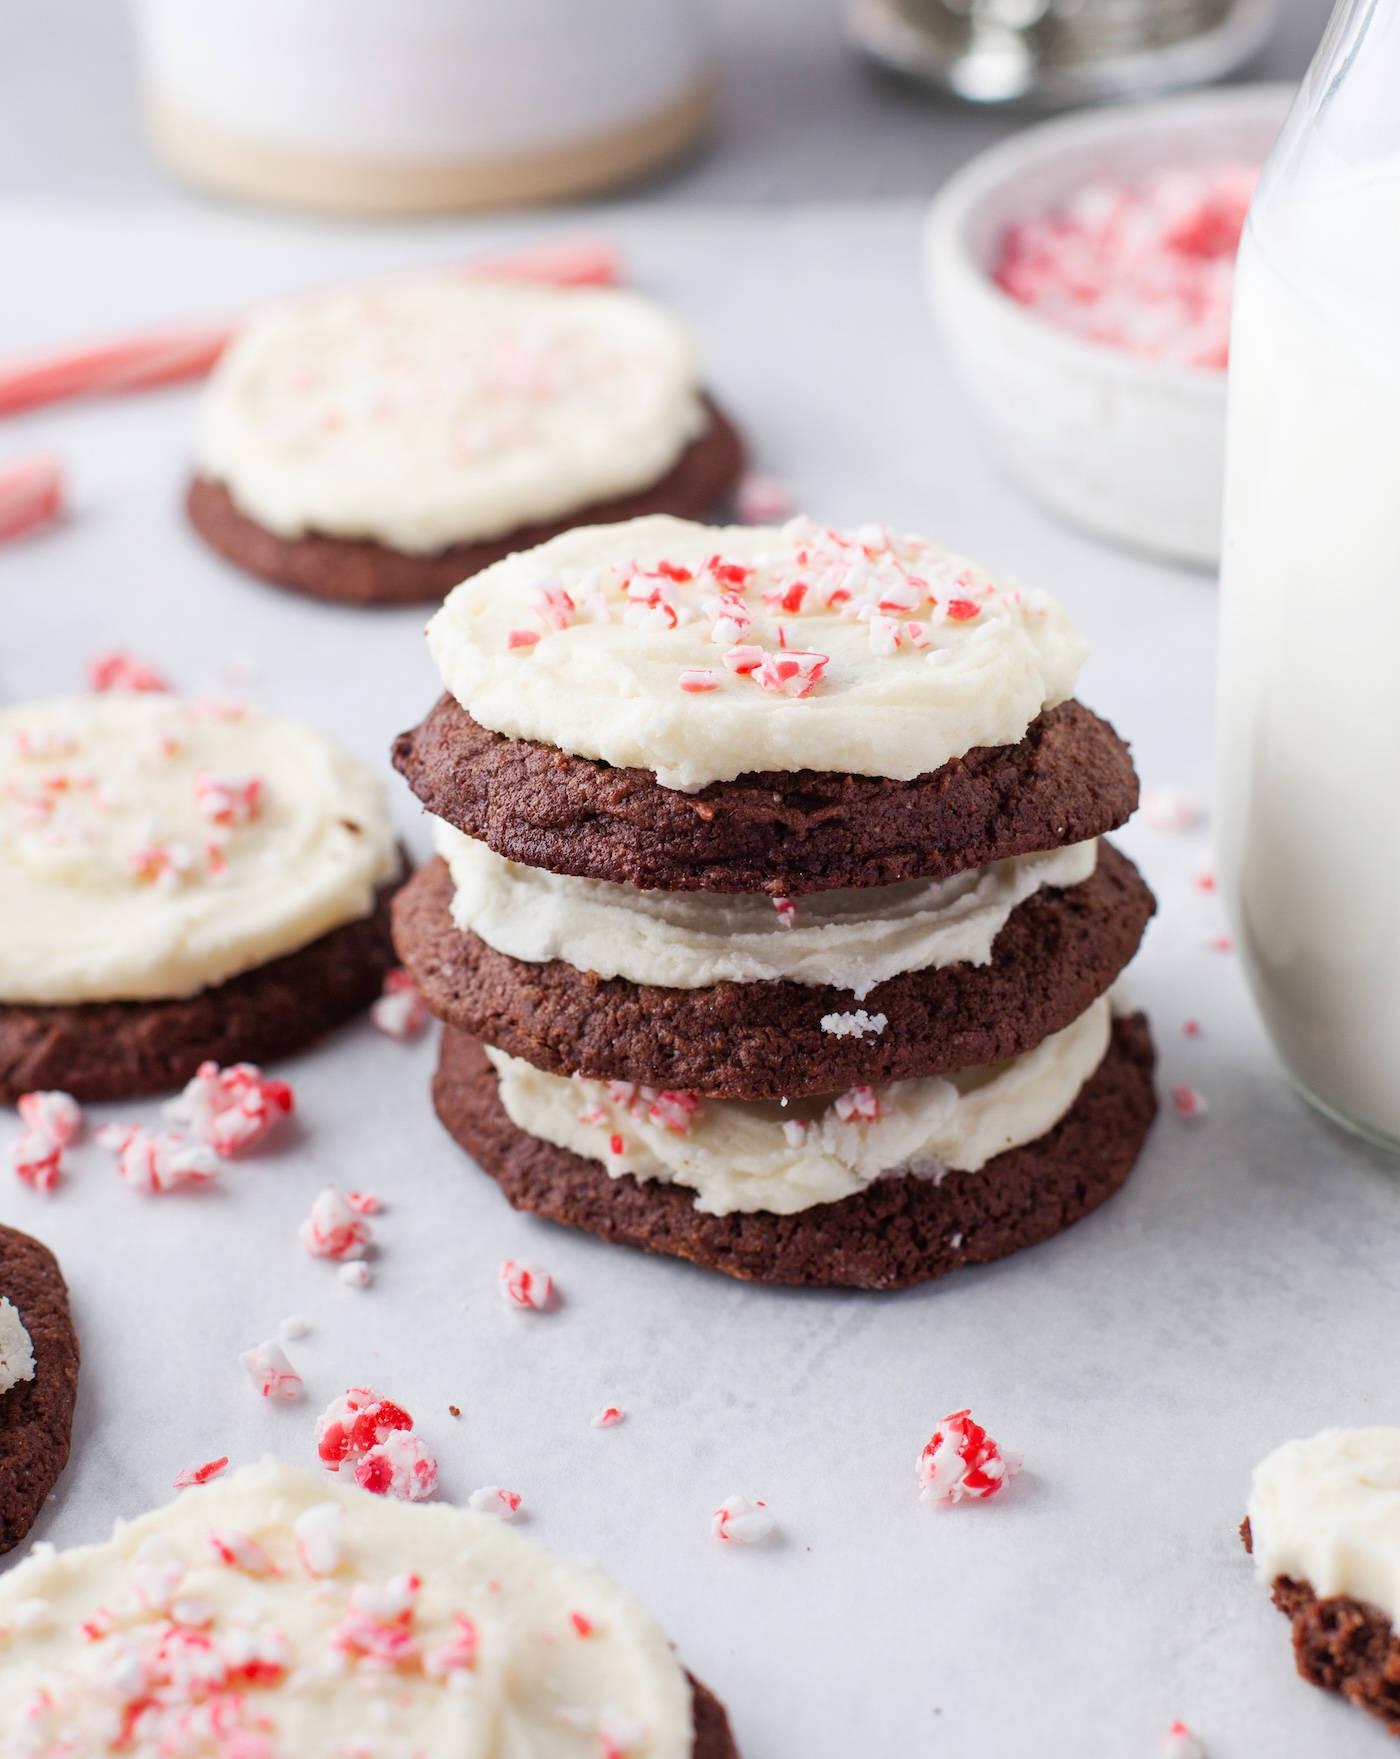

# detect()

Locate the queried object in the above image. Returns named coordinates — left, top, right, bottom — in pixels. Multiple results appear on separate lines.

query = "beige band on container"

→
left=143, top=75, right=717, bottom=216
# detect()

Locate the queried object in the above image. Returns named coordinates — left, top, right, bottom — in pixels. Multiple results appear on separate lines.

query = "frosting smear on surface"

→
left=0, top=1459, right=692, bottom=1758
left=0, top=695, right=398, bottom=1005
left=1248, top=1427, right=1400, bottom=1627
left=427, top=515, right=1087, bottom=790
left=436, top=818, right=1098, bottom=996
left=197, top=277, right=706, bottom=553
left=488, top=995, right=1111, bottom=1215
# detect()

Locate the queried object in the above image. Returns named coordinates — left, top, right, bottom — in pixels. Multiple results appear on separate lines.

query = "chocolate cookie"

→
left=430, top=1011, right=1157, bottom=1290
left=0, top=872, right=402, bottom=1106
left=1268, top=1575, right=1400, bottom=1735
left=0, top=1224, right=79, bottom=1552
left=690, top=1675, right=740, bottom=1759
left=394, top=843, right=1155, bottom=1099
left=187, top=399, right=746, bottom=609
left=393, top=695, right=1138, bottom=896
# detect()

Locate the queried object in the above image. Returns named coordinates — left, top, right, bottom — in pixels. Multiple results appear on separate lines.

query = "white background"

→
left=4, top=4, right=1396, bottom=1757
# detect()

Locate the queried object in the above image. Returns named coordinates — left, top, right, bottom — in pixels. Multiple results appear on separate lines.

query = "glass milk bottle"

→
left=1218, top=0, right=1400, bottom=1146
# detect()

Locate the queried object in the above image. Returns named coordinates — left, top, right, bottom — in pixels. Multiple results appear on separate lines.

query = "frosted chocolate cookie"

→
left=0, top=1459, right=740, bottom=1756
left=1244, top=1427, right=1400, bottom=1737
left=433, top=1009, right=1156, bottom=1289
left=188, top=277, right=745, bottom=607
left=0, top=1224, right=79, bottom=1552
left=392, top=840, right=1155, bottom=1098
left=0, top=695, right=402, bottom=1103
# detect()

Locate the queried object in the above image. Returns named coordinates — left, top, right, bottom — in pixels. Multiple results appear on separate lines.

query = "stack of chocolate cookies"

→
left=392, top=514, right=1157, bottom=1289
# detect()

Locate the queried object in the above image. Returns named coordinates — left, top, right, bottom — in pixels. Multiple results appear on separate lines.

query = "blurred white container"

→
left=131, top=0, right=715, bottom=216
left=923, top=85, right=1293, bottom=570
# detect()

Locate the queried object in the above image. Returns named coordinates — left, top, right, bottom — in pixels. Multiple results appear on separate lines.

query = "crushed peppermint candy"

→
left=0, top=453, right=64, bottom=544
left=164, top=1060, right=293, bottom=1156
left=339, top=1260, right=373, bottom=1289
left=677, top=668, right=720, bottom=693
left=1142, top=786, right=1201, bottom=832
left=1164, top=1722, right=1208, bottom=1759
left=86, top=649, right=171, bottom=693
left=467, top=1486, right=522, bottom=1519
left=94, top=1123, right=220, bottom=1194
left=293, top=1500, right=346, bottom=1576
left=599, top=1713, right=651, bottom=1758
left=711, top=1495, right=774, bottom=1545
left=371, top=967, right=429, bottom=1039
left=238, top=1338, right=304, bottom=1402
left=299, top=1185, right=372, bottom=1261
left=172, top=1457, right=229, bottom=1490
left=1171, top=1084, right=1208, bottom=1119
left=591, top=1407, right=626, bottom=1429
left=12, top=1089, right=82, bottom=1194
left=1183, top=1019, right=1202, bottom=1038
left=820, top=1009, right=888, bottom=1040
left=278, top=1313, right=311, bottom=1342
left=205, top=1527, right=279, bottom=1575
left=772, top=896, right=796, bottom=928
left=917, top=1409, right=1020, bottom=1506
left=735, top=472, right=795, bottom=523
left=193, top=768, right=261, bottom=827
left=500, top=1259, right=554, bottom=1311
left=833, top=1085, right=881, bottom=1124
left=993, top=162, right=1259, bottom=370
left=317, top=1388, right=436, bottom=1499
left=355, top=1428, right=439, bottom=1501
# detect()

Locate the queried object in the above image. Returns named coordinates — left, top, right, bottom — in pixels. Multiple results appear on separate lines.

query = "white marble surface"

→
left=1, top=193, right=1397, bottom=1759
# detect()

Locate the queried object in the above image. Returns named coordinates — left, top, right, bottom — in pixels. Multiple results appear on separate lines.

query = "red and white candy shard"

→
left=172, top=1457, right=228, bottom=1490
left=711, top=1495, right=774, bottom=1544
left=467, top=1486, right=522, bottom=1519
left=94, top=1123, right=220, bottom=1194
left=1164, top=1721, right=1207, bottom=1759
left=371, top=968, right=428, bottom=1040
left=591, top=1407, right=625, bottom=1429
left=17, top=1090, right=82, bottom=1146
left=299, top=1186, right=372, bottom=1260
left=0, top=454, right=64, bottom=544
left=735, top=472, right=795, bottom=524
left=316, top=1387, right=415, bottom=1472
left=423, top=1611, right=480, bottom=1679
left=833, top=1085, right=880, bottom=1124
left=193, top=769, right=261, bottom=828
left=12, top=1128, right=62, bottom=1194
left=917, top=1410, right=1020, bottom=1506
left=355, top=1429, right=439, bottom=1501
left=86, top=650, right=171, bottom=694
left=500, top=1259, right=553, bottom=1311
left=238, top=1338, right=304, bottom=1402
left=1171, top=1085, right=1208, bottom=1120
left=331, top=1572, right=422, bottom=1665
left=165, top=1060, right=293, bottom=1157
left=599, top=1713, right=652, bottom=1759
left=293, top=1500, right=347, bottom=1576
left=205, top=1527, right=279, bottom=1576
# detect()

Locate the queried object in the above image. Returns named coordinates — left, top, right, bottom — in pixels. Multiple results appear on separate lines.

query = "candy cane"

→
left=0, top=235, right=621, bottom=419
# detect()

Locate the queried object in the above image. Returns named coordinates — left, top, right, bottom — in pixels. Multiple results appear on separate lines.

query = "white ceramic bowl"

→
left=923, top=84, right=1295, bottom=570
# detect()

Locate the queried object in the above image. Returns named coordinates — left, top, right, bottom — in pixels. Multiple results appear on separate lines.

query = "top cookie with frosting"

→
left=426, top=514, right=1088, bottom=791
left=0, top=694, right=398, bottom=1006
left=196, top=276, right=706, bottom=554
left=0, top=1459, right=693, bottom=1757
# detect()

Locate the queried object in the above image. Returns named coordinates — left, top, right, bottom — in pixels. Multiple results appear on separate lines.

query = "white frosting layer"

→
left=0, top=696, right=398, bottom=1004
left=436, top=817, right=1097, bottom=998
left=0, top=1298, right=34, bottom=1397
left=0, top=1460, right=691, bottom=1758
left=1248, top=1428, right=1400, bottom=1625
left=488, top=995, right=1111, bottom=1216
left=197, top=277, right=706, bottom=553
left=427, top=516, right=1087, bottom=790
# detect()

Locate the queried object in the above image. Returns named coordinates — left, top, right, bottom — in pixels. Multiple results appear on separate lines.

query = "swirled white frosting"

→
left=1248, top=1428, right=1400, bottom=1624
left=426, top=515, right=1087, bottom=790
left=196, top=277, right=706, bottom=553
left=0, top=695, right=398, bottom=1004
left=487, top=995, right=1111, bottom=1216
left=0, top=1459, right=692, bottom=1759
left=435, top=817, right=1098, bottom=998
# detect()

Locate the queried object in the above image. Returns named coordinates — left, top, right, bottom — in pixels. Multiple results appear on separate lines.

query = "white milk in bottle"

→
left=1218, top=0, right=1400, bottom=1143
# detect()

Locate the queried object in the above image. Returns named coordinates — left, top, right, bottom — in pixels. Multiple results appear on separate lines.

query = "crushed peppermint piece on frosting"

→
left=917, top=1410, right=1020, bottom=1506
left=1171, top=1085, right=1208, bottom=1119
left=833, top=1085, right=881, bottom=1123
left=0, top=1297, right=36, bottom=1396
left=205, top=1526, right=280, bottom=1575
left=467, top=1487, right=522, bottom=1519
left=86, top=650, right=171, bottom=694
left=94, top=1123, right=220, bottom=1194
left=238, top=1338, right=304, bottom=1402
left=711, top=1496, right=774, bottom=1545
left=772, top=896, right=795, bottom=928
left=194, top=768, right=262, bottom=827
left=299, top=1186, right=372, bottom=1261
left=172, top=1457, right=229, bottom=1490
left=292, top=1500, right=346, bottom=1576
left=370, top=967, right=429, bottom=1040
left=165, top=1060, right=293, bottom=1156
left=820, top=1010, right=888, bottom=1040
left=500, top=1260, right=554, bottom=1311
